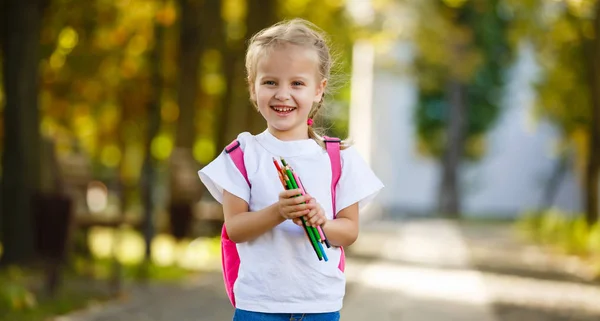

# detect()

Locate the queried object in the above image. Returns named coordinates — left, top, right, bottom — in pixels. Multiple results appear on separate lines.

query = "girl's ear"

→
left=314, top=78, right=327, bottom=103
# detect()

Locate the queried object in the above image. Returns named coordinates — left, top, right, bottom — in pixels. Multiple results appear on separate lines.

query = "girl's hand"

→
left=292, top=196, right=327, bottom=227
left=277, top=189, right=310, bottom=220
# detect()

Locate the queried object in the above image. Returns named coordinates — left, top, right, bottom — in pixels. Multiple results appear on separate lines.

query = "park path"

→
left=55, top=219, right=600, bottom=321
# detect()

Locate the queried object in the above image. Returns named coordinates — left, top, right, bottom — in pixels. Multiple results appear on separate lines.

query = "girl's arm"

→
left=222, top=189, right=311, bottom=243
left=321, top=203, right=359, bottom=247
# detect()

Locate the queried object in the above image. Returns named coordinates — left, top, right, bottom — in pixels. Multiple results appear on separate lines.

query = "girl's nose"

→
left=274, top=88, right=290, bottom=101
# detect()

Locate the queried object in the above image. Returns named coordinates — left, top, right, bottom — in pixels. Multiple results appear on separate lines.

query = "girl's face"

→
left=251, top=44, right=326, bottom=141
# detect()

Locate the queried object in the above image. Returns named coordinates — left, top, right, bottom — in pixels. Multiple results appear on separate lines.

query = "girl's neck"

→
left=267, top=126, right=309, bottom=141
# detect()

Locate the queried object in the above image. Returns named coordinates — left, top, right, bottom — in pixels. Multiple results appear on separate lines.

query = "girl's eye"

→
left=263, top=81, right=276, bottom=85
left=292, top=81, right=304, bottom=86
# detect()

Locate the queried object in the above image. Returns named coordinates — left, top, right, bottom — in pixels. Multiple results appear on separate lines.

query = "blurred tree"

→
left=217, top=0, right=277, bottom=149
left=0, top=0, right=49, bottom=265
left=168, top=0, right=204, bottom=210
left=141, top=0, right=167, bottom=267
left=245, top=0, right=278, bottom=134
left=217, top=0, right=247, bottom=150
left=38, top=0, right=160, bottom=194
left=413, top=0, right=511, bottom=217
left=503, top=0, right=599, bottom=223
left=174, top=0, right=201, bottom=156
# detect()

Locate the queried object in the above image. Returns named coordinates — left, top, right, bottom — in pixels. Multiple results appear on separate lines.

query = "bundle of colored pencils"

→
left=272, top=157, right=330, bottom=261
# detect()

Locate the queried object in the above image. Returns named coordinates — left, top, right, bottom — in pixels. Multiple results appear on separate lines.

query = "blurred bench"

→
left=38, top=139, right=144, bottom=294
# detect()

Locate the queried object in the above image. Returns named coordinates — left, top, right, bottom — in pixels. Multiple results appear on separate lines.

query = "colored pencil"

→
left=294, top=173, right=331, bottom=249
left=274, top=159, right=323, bottom=261
left=284, top=166, right=324, bottom=260
left=293, top=172, right=322, bottom=241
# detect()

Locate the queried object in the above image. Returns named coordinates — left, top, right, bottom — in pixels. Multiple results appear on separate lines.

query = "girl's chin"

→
left=269, top=117, right=295, bottom=127
left=269, top=122, right=306, bottom=134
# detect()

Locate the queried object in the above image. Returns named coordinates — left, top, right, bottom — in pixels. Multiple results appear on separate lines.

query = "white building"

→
left=348, top=40, right=582, bottom=220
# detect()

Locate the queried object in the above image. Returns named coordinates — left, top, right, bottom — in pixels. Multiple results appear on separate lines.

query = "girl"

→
left=198, top=18, right=383, bottom=321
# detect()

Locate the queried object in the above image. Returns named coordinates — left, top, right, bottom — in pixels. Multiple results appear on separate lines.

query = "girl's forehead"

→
left=256, top=44, right=320, bottom=75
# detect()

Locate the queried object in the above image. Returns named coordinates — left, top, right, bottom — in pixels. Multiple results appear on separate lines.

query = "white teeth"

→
left=272, top=106, right=295, bottom=112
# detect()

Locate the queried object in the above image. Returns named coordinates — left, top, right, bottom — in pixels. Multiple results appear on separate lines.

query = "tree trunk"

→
left=245, top=0, right=277, bottom=134
left=203, top=0, right=230, bottom=153
left=170, top=0, right=203, bottom=205
left=218, top=51, right=247, bottom=149
left=539, top=152, right=569, bottom=210
left=0, top=0, right=46, bottom=265
left=584, top=2, right=600, bottom=224
left=217, top=0, right=277, bottom=150
left=175, top=0, right=201, bottom=152
left=438, top=79, right=466, bottom=218
left=140, top=3, right=166, bottom=267
left=217, top=17, right=252, bottom=148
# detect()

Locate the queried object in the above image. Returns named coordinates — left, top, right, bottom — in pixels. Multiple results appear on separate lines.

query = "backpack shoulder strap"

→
left=225, top=139, right=251, bottom=187
left=323, top=136, right=342, bottom=218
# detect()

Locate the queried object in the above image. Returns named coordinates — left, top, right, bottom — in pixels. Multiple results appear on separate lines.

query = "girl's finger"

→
left=316, top=216, right=327, bottom=226
left=280, top=189, right=303, bottom=199
left=309, top=214, right=323, bottom=226
left=288, top=203, right=310, bottom=213
left=304, top=201, right=317, bottom=211
left=305, top=208, right=318, bottom=219
left=287, top=209, right=310, bottom=219
left=282, top=195, right=309, bottom=206
left=293, top=195, right=311, bottom=205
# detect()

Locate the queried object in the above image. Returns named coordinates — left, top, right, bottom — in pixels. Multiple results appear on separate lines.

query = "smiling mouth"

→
left=271, top=106, right=297, bottom=113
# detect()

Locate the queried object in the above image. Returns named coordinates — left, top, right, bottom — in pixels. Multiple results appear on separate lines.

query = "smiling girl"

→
left=199, top=18, right=383, bottom=321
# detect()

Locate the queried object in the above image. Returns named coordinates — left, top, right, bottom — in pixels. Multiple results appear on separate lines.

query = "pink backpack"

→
left=221, top=136, right=345, bottom=307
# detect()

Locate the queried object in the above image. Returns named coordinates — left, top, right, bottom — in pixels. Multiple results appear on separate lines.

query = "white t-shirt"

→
left=198, top=130, right=384, bottom=313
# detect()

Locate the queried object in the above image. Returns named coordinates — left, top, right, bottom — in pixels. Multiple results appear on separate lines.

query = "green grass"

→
left=0, top=260, right=195, bottom=321
left=0, top=252, right=205, bottom=321
left=515, top=208, right=600, bottom=278
left=0, top=265, right=112, bottom=321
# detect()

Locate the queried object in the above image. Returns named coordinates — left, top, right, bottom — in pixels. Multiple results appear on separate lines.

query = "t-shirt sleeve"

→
left=198, top=146, right=250, bottom=205
left=335, top=146, right=384, bottom=214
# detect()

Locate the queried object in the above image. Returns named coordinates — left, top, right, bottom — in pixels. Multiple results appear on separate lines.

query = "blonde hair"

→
left=245, top=18, right=348, bottom=149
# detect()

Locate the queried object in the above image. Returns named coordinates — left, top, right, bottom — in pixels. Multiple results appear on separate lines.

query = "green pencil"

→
left=282, top=171, right=323, bottom=260
left=284, top=166, right=323, bottom=260
left=281, top=157, right=320, bottom=243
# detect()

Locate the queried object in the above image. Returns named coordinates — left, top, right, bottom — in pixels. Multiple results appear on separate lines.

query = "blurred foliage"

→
left=0, top=0, right=363, bottom=227
left=38, top=0, right=179, bottom=183
left=0, top=0, right=593, bottom=199
left=0, top=267, right=38, bottom=313
left=0, top=0, right=359, bottom=182
left=501, top=0, right=598, bottom=177
left=0, top=266, right=111, bottom=321
left=412, top=0, right=512, bottom=161
left=516, top=208, right=600, bottom=277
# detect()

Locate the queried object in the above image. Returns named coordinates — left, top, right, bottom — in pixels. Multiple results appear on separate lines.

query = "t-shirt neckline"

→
left=255, top=129, right=321, bottom=157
